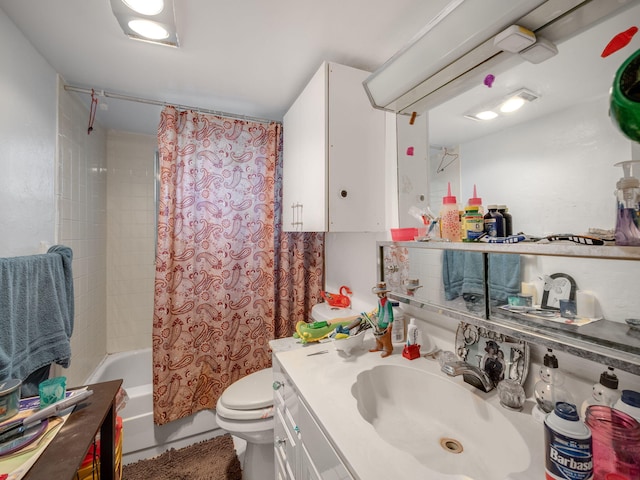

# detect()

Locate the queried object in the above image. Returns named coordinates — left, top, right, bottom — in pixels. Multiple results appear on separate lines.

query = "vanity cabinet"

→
left=282, top=61, right=385, bottom=232
left=273, top=356, right=353, bottom=480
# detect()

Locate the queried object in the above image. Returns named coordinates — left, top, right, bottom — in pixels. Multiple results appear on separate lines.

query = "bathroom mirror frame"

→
left=378, top=241, right=640, bottom=376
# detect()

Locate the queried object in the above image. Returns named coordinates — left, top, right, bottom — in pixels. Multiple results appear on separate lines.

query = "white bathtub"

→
left=86, top=348, right=225, bottom=464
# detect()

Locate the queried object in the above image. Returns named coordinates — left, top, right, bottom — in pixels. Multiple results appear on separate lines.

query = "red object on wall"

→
left=601, top=26, right=638, bottom=58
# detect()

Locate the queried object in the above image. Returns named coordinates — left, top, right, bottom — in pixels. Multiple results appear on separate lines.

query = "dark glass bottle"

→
left=498, top=205, right=513, bottom=236
left=483, top=205, right=504, bottom=237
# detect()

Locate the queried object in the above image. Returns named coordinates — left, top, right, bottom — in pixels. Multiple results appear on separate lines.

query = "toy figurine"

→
left=369, top=282, right=394, bottom=357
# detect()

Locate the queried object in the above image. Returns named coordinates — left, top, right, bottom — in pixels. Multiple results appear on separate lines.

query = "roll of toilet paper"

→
left=576, top=290, right=596, bottom=319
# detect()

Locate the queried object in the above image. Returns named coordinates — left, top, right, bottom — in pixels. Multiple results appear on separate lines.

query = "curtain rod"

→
left=63, top=84, right=277, bottom=125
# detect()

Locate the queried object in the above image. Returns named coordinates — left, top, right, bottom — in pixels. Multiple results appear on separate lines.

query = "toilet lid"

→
left=219, top=367, right=273, bottom=411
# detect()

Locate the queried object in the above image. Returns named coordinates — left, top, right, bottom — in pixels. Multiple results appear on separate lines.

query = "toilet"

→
left=215, top=367, right=275, bottom=480
left=215, top=302, right=365, bottom=480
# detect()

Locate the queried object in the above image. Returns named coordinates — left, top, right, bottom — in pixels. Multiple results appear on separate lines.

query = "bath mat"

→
left=122, top=433, right=242, bottom=480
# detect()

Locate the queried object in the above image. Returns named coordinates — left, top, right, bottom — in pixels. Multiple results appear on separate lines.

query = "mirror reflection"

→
left=425, top=4, right=639, bottom=233
left=391, top=4, right=640, bottom=355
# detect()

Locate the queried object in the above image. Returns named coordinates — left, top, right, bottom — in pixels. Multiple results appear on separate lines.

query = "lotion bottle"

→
left=406, top=318, right=420, bottom=347
left=390, top=302, right=406, bottom=343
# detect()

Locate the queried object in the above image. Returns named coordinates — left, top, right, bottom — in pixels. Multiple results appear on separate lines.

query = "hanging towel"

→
left=442, top=250, right=521, bottom=303
left=0, top=245, right=74, bottom=389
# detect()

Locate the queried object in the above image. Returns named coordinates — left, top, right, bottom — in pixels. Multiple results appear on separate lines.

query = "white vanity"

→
left=270, top=335, right=545, bottom=479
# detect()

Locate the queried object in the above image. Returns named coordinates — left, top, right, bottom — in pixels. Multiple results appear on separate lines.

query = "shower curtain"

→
left=153, top=107, right=324, bottom=425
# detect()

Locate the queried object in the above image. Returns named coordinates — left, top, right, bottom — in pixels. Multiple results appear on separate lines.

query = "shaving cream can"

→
left=544, top=402, right=593, bottom=480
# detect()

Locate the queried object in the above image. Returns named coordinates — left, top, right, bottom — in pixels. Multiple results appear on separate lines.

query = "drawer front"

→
left=274, top=407, right=297, bottom=474
left=297, top=397, right=353, bottom=479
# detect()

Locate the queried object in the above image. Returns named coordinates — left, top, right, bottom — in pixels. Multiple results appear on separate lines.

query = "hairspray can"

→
left=544, top=402, right=593, bottom=480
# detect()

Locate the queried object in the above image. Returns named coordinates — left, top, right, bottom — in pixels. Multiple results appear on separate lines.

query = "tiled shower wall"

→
left=106, top=131, right=157, bottom=353
left=56, top=82, right=108, bottom=386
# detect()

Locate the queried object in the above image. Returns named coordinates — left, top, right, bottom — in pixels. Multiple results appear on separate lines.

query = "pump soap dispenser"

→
left=614, top=161, right=640, bottom=246
left=580, top=366, right=620, bottom=418
left=533, top=349, right=573, bottom=422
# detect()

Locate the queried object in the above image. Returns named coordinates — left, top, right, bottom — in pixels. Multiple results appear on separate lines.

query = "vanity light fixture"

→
left=110, top=0, right=179, bottom=47
left=465, top=88, right=539, bottom=121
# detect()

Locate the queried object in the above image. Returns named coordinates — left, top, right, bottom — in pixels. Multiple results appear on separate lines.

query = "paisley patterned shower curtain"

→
left=153, top=107, right=324, bottom=425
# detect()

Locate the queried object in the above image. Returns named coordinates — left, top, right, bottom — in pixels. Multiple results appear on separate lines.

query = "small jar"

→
left=497, top=378, right=526, bottom=410
left=585, top=405, right=640, bottom=480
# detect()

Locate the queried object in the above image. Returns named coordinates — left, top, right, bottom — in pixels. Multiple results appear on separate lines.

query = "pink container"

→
left=390, top=227, right=427, bottom=241
left=585, top=405, right=640, bottom=480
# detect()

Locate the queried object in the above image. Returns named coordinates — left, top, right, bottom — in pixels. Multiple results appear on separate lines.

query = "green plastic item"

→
left=38, top=376, right=66, bottom=407
left=610, top=48, right=640, bottom=142
left=294, top=320, right=354, bottom=344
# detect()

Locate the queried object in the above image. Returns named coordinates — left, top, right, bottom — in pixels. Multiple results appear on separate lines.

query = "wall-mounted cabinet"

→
left=282, top=62, right=385, bottom=232
left=378, top=240, right=640, bottom=376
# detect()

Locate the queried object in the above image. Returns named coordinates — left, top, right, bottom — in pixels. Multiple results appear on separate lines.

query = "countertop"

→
left=270, top=335, right=545, bottom=480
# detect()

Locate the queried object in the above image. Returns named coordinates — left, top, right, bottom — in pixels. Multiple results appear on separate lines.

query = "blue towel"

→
left=442, top=250, right=520, bottom=303
left=0, top=245, right=74, bottom=387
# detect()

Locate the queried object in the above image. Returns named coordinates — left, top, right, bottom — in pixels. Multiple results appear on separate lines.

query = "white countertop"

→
left=271, top=334, right=546, bottom=480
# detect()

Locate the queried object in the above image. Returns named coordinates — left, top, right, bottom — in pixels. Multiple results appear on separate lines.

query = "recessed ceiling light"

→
left=465, top=88, right=539, bottom=121
left=128, top=19, right=169, bottom=40
left=123, top=0, right=164, bottom=16
left=500, top=97, right=526, bottom=113
left=476, top=110, right=499, bottom=120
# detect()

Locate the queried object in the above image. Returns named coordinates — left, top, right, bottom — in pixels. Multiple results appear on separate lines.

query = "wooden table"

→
left=22, top=379, right=123, bottom=480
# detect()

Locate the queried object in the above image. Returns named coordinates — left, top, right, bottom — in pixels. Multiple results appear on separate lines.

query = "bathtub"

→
left=86, top=348, right=225, bottom=464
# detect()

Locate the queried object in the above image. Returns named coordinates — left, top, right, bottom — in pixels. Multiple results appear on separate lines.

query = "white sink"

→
left=351, top=364, right=531, bottom=479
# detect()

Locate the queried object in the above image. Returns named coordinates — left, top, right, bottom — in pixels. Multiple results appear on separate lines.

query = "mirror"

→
left=392, top=3, right=640, bottom=370
left=423, top=3, right=640, bottom=233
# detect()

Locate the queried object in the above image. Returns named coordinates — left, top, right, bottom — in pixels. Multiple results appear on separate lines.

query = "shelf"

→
left=391, top=293, right=640, bottom=376
left=384, top=240, right=640, bottom=260
left=380, top=239, right=640, bottom=376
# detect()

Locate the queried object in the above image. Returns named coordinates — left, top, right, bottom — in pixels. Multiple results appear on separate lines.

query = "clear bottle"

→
left=483, top=205, right=504, bottom=237
left=534, top=349, right=574, bottom=414
left=440, top=182, right=461, bottom=242
left=497, top=205, right=513, bottom=236
left=585, top=405, right=640, bottom=480
left=614, top=161, right=640, bottom=246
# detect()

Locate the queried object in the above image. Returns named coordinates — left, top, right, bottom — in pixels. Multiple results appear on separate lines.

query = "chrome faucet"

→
left=441, top=360, right=495, bottom=392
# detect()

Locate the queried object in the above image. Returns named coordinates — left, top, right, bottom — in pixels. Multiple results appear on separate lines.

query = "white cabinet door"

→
left=327, top=63, right=385, bottom=232
left=282, top=62, right=385, bottom=232
left=282, top=63, right=328, bottom=232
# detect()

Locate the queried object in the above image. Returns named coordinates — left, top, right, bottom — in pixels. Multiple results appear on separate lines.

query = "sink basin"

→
left=351, top=364, right=531, bottom=479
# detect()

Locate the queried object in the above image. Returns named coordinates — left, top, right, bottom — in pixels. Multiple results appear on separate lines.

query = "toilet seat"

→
left=217, top=367, right=274, bottom=421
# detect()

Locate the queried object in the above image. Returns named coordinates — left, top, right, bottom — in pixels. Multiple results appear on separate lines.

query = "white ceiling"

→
left=0, top=0, right=451, bottom=135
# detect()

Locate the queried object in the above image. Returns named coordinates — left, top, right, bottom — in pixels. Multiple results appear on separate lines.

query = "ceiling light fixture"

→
left=465, top=88, right=539, bottom=121
left=128, top=19, right=169, bottom=40
left=110, top=0, right=178, bottom=47
left=123, top=0, right=164, bottom=16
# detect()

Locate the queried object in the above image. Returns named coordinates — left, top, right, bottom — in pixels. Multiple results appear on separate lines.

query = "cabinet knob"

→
left=275, top=437, right=287, bottom=446
left=340, top=189, right=348, bottom=198
left=272, top=381, right=284, bottom=390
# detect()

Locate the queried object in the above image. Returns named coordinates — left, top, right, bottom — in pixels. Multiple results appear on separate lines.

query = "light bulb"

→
left=123, top=0, right=164, bottom=15
left=128, top=19, right=169, bottom=40
left=500, top=97, right=526, bottom=113
left=476, top=110, right=498, bottom=120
